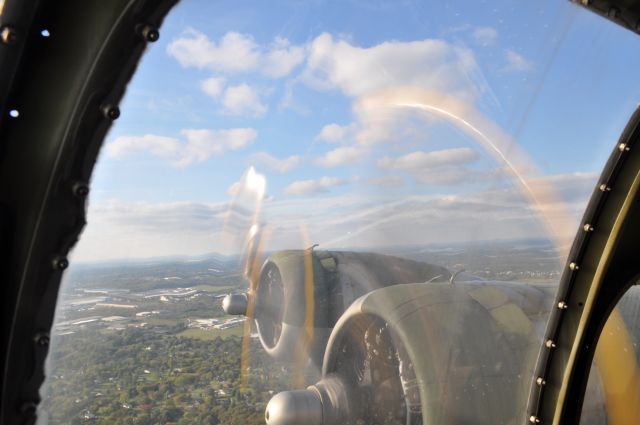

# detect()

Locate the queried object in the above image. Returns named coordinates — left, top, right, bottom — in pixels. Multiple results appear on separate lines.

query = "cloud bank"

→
left=105, top=128, right=257, bottom=166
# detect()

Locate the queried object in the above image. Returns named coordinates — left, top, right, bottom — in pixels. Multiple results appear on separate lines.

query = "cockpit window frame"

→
left=527, top=105, right=640, bottom=424
left=0, top=1, right=177, bottom=423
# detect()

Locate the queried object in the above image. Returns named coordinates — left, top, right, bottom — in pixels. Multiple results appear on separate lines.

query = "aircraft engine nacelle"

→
left=222, top=250, right=451, bottom=367
left=265, top=281, right=556, bottom=425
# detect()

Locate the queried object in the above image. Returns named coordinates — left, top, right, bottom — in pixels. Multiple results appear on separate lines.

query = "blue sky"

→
left=73, top=0, right=640, bottom=261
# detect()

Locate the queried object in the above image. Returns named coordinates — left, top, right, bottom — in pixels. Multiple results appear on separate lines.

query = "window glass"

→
left=580, top=285, right=640, bottom=425
left=38, top=1, right=640, bottom=424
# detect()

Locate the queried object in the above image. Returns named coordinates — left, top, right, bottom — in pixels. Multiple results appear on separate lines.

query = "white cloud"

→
left=504, top=49, right=533, bottom=72
left=529, top=171, right=598, bottom=203
left=368, top=175, right=404, bottom=187
left=167, top=29, right=304, bottom=78
left=413, top=166, right=487, bottom=185
left=167, top=30, right=260, bottom=72
left=315, top=146, right=365, bottom=167
left=318, top=124, right=344, bottom=142
left=72, top=200, right=229, bottom=261
left=106, top=128, right=257, bottom=166
left=177, top=128, right=257, bottom=165
left=221, top=84, right=267, bottom=116
left=309, top=171, right=594, bottom=249
left=104, top=135, right=181, bottom=159
left=263, top=37, right=306, bottom=78
left=356, top=108, right=427, bottom=146
left=305, top=34, right=490, bottom=154
left=200, top=79, right=267, bottom=117
left=250, top=152, right=302, bottom=172
left=378, top=148, right=479, bottom=170
left=377, top=148, right=485, bottom=185
left=283, top=176, right=346, bottom=196
left=315, top=108, right=426, bottom=150
left=472, top=27, right=498, bottom=45
left=317, top=123, right=354, bottom=143
left=227, top=181, right=242, bottom=196
left=201, top=77, right=225, bottom=99
left=302, top=32, right=483, bottom=100
left=72, top=171, right=596, bottom=261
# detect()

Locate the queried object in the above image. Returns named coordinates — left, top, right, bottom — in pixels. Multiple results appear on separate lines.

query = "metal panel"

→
left=527, top=107, right=640, bottom=424
left=0, top=1, right=178, bottom=423
left=572, top=0, right=640, bottom=36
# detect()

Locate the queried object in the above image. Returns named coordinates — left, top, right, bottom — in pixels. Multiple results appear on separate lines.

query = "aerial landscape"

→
left=38, top=239, right=562, bottom=425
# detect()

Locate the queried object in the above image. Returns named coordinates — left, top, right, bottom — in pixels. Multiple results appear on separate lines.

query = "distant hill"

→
left=62, top=252, right=244, bottom=292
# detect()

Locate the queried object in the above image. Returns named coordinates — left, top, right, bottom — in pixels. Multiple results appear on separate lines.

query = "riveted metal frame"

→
left=0, top=1, right=178, bottom=423
left=527, top=107, right=640, bottom=424
left=571, top=0, right=640, bottom=36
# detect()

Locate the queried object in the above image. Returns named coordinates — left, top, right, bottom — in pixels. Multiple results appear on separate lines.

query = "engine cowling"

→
left=222, top=250, right=452, bottom=367
left=252, top=251, right=331, bottom=366
left=266, top=281, right=556, bottom=425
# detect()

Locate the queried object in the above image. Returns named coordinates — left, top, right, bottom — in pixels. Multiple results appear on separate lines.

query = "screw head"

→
left=141, top=25, right=159, bottom=42
left=583, top=223, right=594, bottom=232
left=618, top=143, right=630, bottom=152
left=34, top=332, right=50, bottom=347
left=73, top=182, right=90, bottom=197
left=1, top=26, right=18, bottom=44
left=53, top=257, right=69, bottom=270
left=101, top=104, right=120, bottom=120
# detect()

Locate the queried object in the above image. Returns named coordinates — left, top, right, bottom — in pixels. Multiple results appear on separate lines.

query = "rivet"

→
left=72, top=181, right=90, bottom=197
left=34, top=332, right=50, bottom=347
left=529, top=415, right=541, bottom=424
left=558, top=301, right=568, bottom=310
left=618, top=143, right=630, bottom=152
left=140, top=25, right=159, bottom=42
left=599, top=183, right=611, bottom=192
left=569, top=262, right=579, bottom=271
left=1, top=26, right=18, bottom=44
left=536, top=377, right=546, bottom=386
left=545, top=339, right=556, bottom=349
left=583, top=223, right=594, bottom=232
left=101, top=104, right=120, bottom=120
left=53, top=257, right=69, bottom=270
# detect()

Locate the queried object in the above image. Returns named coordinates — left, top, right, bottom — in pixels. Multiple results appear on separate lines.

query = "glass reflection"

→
left=581, top=286, right=640, bottom=424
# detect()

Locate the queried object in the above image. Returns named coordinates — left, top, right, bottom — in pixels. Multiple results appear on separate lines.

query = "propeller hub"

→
left=265, top=389, right=322, bottom=425
left=221, top=293, right=248, bottom=316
